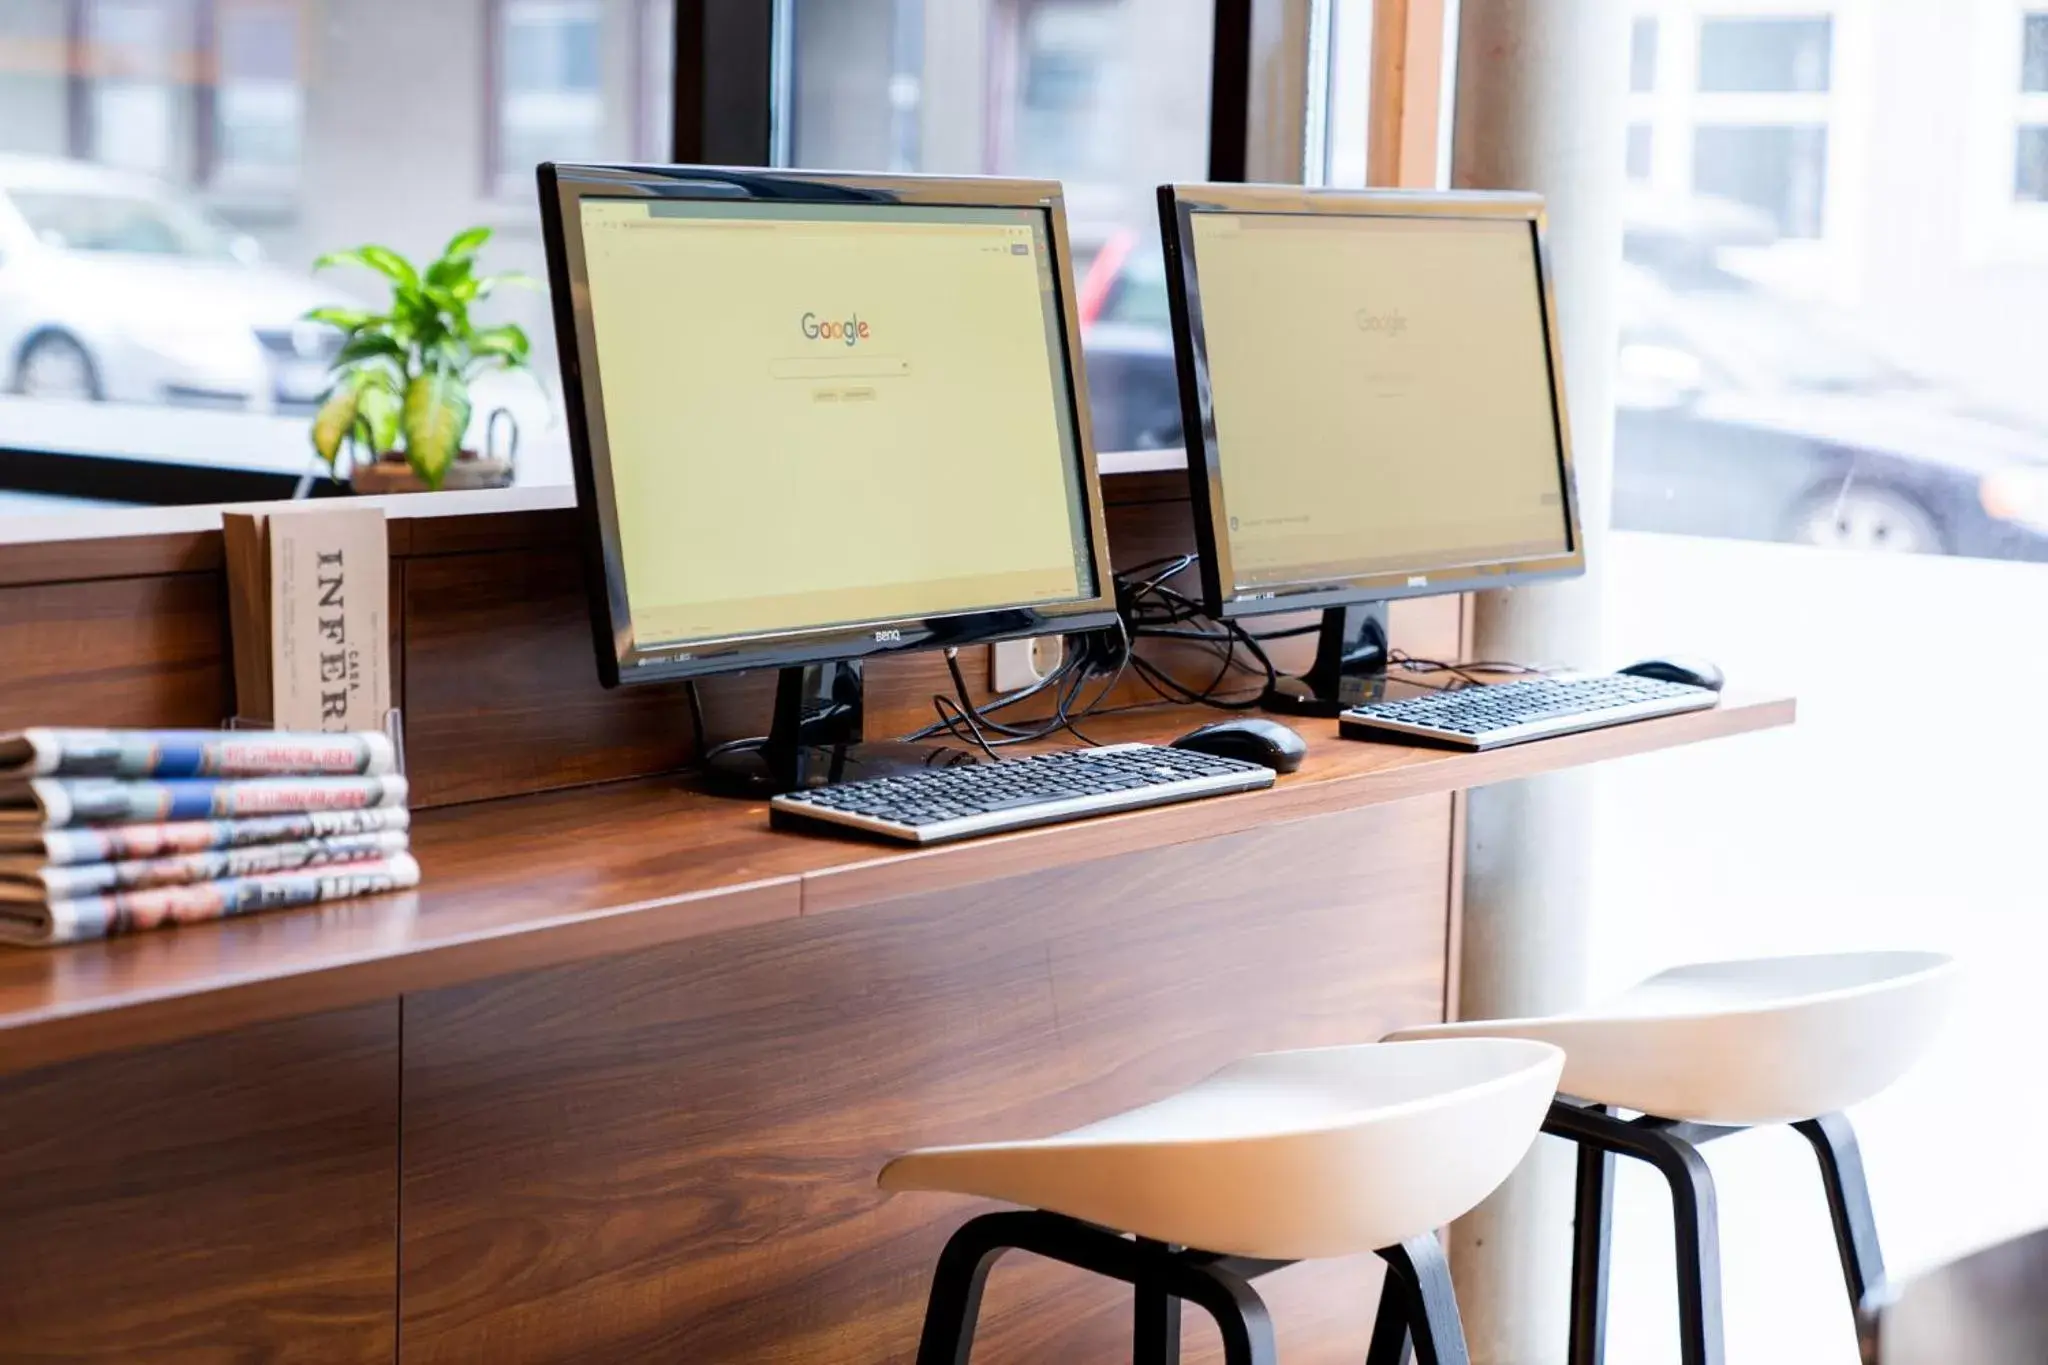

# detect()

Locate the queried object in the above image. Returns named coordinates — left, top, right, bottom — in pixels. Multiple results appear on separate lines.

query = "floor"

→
left=1588, top=529, right=2045, bottom=1363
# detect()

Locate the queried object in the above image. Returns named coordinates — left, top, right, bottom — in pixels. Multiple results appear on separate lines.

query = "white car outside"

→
left=0, top=154, right=346, bottom=414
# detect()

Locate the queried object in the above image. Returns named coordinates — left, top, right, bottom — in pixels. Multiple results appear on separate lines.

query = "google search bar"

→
left=768, top=356, right=911, bottom=380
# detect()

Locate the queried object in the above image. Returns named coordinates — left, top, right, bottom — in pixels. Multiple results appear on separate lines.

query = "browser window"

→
left=1189, top=211, right=1572, bottom=593
left=577, top=198, right=1096, bottom=647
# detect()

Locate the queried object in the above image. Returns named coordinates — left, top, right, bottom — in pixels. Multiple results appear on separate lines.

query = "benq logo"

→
left=873, top=628, right=904, bottom=643
left=802, top=311, right=870, bottom=346
left=1355, top=307, right=1409, bottom=337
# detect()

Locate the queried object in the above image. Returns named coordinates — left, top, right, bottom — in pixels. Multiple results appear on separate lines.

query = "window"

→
left=783, top=0, right=1215, bottom=455
left=1629, top=16, right=1658, bottom=93
left=1693, top=122, right=1827, bottom=237
left=1626, top=123, right=1653, bottom=181
left=1695, top=14, right=1832, bottom=93
left=492, top=0, right=606, bottom=196
left=2021, top=13, right=2048, bottom=203
left=2021, top=126, right=2048, bottom=201
left=82, top=0, right=196, bottom=180
left=0, top=0, right=665, bottom=510
left=213, top=0, right=302, bottom=189
left=1627, top=10, right=1839, bottom=247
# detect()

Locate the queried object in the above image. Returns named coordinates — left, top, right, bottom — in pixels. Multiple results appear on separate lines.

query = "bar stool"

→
left=1389, top=950, right=1959, bottom=1365
left=880, top=1038, right=1565, bottom=1365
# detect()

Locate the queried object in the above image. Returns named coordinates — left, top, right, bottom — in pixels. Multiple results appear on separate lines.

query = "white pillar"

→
left=1446, top=4, right=1630, bottom=1363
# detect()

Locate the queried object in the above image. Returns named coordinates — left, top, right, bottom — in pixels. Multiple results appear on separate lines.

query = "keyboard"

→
left=1338, top=673, right=1718, bottom=750
left=769, top=742, right=1275, bottom=844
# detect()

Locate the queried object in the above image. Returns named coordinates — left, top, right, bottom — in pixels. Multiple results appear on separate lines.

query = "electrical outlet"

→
left=990, top=636, right=1064, bottom=692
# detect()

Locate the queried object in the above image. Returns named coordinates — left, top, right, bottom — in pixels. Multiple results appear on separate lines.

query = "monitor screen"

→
left=1181, top=205, right=1574, bottom=600
left=572, top=194, right=1102, bottom=659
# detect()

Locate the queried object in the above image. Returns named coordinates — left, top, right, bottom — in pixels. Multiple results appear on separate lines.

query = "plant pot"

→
left=349, top=451, right=514, bottom=495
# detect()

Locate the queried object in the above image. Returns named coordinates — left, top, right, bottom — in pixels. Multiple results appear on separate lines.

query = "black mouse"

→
left=1619, top=655, right=1725, bottom=692
left=1171, top=717, right=1307, bottom=773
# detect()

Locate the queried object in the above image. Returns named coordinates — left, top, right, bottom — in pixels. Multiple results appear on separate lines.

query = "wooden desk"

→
left=0, top=696, right=1789, bottom=1364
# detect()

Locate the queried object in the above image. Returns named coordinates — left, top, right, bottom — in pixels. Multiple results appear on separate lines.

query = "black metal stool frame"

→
left=1545, top=1098, right=1886, bottom=1365
left=913, top=1208, right=1471, bottom=1365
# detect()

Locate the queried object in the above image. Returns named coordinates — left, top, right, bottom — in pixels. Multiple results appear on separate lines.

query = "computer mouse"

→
left=1170, top=717, right=1308, bottom=773
left=1619, top=655, right=1725, bottom=692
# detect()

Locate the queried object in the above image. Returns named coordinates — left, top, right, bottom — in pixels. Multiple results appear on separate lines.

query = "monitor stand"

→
left=700, top=660, right=980, bottom=798
left=1259, top=602, right=1391, bottom=717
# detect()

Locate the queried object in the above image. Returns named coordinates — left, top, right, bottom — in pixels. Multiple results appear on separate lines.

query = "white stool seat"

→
left=878, top=1038, right=1563, bottom=1261
left=1388, top=951, right=1958, bottom=1125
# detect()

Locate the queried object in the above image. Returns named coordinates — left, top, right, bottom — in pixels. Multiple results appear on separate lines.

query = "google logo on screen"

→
left=801, top=312, right=870, bottom=345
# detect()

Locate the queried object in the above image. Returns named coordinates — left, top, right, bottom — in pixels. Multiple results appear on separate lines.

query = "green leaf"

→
left=312, top=244, right=419, bottom=290
left=310, top=383, right=360, bottom=470
left=424, top=253, right=474, bottom=291
left=467, top=324, right=530, bottom=369
left=302, top=305, right=378, bottom=332
left=335, top=331, right=406, bottom=367
left=402, top=371, right=471, bottom=490
left=358, top=378, right=402, bottom=453
left=443, top=225, right=492, bottom=260
left=474, top=270, right=541, bottom=298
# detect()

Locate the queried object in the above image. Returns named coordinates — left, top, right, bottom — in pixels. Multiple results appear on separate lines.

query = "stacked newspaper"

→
left=0, top=729, right=418, bottom=947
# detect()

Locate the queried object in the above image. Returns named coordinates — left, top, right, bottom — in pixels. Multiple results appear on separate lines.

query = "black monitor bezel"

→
left=538, top=163, right=1121, bottom=688
left=1157, top=183, right=1589, bottom=620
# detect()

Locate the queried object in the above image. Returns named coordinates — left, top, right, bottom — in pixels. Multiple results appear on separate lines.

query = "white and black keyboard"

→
left=1339, top=673, right=1718, bottom=750
left=769, top=742, right=1274, bottom=845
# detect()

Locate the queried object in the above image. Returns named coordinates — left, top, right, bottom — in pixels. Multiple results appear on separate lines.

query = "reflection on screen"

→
left=1189, top=211, right=1572, bottom=594
left=578, top=198, right=1096, bottom=649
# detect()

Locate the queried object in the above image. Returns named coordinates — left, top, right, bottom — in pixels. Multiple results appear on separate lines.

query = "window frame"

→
left=1626, top=1, right=1870, bottom=304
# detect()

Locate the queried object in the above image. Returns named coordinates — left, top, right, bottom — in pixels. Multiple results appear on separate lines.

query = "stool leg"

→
left=1364, top=1269, right=1412, bottom=1365
left=1569, top=1125, right=1617, bottom=1365
left=1134, top=1239, right=1184, bottom=1365
left=1374, top=1235, right=1469, bottom=1365
left=913, top=1213, right=1016, bottom=1365
left=1545, top=1104, right=1726, bottom=1365
left=1793, top=1112, right=1887, bottom=1317
left=1162, top=1260, right=1277, bottom=1365
left=1639, top=1126, right=1725, bottom=1365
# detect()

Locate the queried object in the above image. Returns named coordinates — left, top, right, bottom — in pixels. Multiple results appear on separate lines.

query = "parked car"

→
left=0, top=154, right=343, bottom=414
left=1074, top=209, right=2048, bottom=560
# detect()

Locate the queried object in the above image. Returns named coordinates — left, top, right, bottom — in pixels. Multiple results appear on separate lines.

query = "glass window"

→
left=0, top=0, right=666, bottom=511
left=85, top=0, right=197, bottom=180
left=1692, top=123, right=1828, bottom=238
left=783, top=0, right=1214, bottom=455
left=1629, top=16, right=1658, bottom=94
left=2020, top=126, right=2048, bottom=201
left=493, top=0, right=607, bottom=196
left=1696, top=15, right=1833, bottom=94
left=213, top=0, right=302, bottom=188
left=2025, top=12, right=2048, bottom=93
left=1626, top=122, right=1653, bottom=181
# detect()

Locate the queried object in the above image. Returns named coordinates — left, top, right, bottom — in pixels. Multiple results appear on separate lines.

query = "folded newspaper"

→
left=0, top=852, right=422, bottom=947
left=0, top=828, right=412, bottom=903
left=0, top=806, right=411, bottom=862
left=0, top=728, right=396, bottom=779
left=0, top=775, right=408, bottom=830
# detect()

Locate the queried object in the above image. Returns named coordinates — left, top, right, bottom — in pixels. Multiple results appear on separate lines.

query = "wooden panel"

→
left=0, top=530, right=221, bottom=588
left=399, top=799, right=1452, bottom=1365
left=400, top=546, right=701, bottom=806
left=0, top=1002, right=399, bottom=1362
left=0, top=573, right=229, bottom=732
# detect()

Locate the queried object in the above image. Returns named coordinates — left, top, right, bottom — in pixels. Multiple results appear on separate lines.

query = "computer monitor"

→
left=1158, top=184, right=1586, bottom=714
left=539, top=164, right=1119, bottom=790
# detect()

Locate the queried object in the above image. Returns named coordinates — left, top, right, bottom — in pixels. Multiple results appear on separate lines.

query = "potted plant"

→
left=303, top=226, right=535, bottom=492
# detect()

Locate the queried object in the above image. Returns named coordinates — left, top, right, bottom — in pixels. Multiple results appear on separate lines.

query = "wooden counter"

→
left=0, top=692, right=1789, bottom=1079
